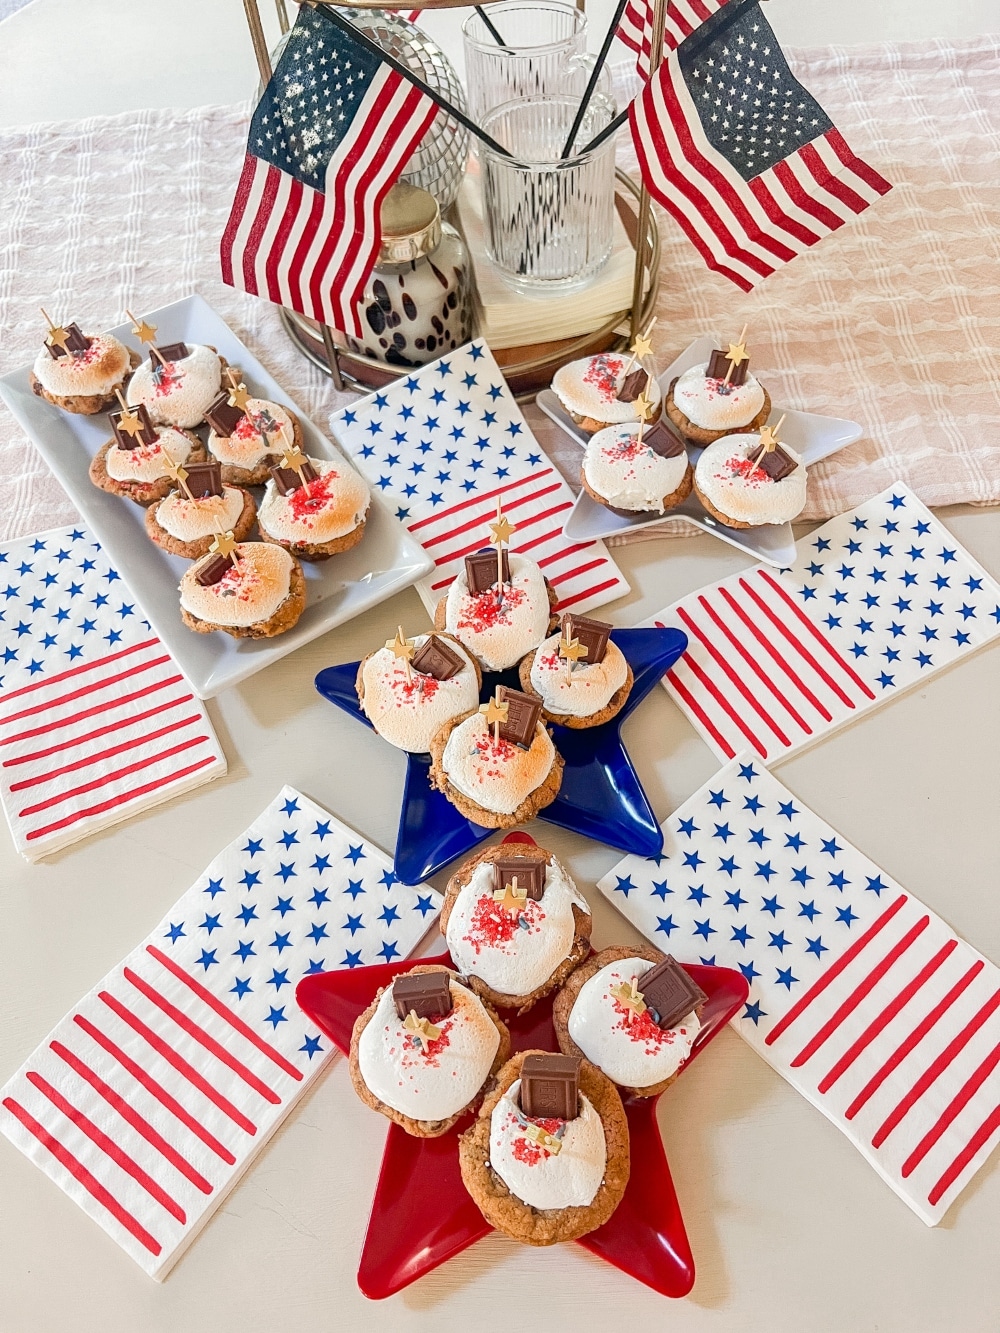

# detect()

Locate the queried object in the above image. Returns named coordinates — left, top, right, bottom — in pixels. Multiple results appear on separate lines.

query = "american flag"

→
left=330, top=340, right=629, bottom=617
left=0, top=787, right=441, bottom=1277
left=619, top=0, right=727, bottom=78
left=599, top=758, right=1000, bottom=1225
left=649, top=485, right=1000, bottom=764
left=0, top=525, right=225, bottom=861
left=627, top=0, right=892, bottom=291
left=220, top=4, right=437, bottom=337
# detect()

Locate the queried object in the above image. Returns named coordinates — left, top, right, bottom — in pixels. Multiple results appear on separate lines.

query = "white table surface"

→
left=1, top=4, right=999, bottom=1332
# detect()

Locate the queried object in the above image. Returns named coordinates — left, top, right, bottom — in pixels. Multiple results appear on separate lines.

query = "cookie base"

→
left=440, top=842, right=592, bottom=1013
left=180, top=557, right=306, bottom=638
left=458, top=1049, right=630, bottom=1244
left=580, top=463, right=693, bottom=520
left=145, top=486, right=257, bottom=557
left=88, top=433, right=207, bottom=507
left=258, top=512, right=367, bottom=562
left=517, top=656, right=635, bottom=730
left=212, top=409, right=303, bottom=487
left=29, top=347, right=141, bottom=416
left=349, top=965, right=510, bottom=1138
left=665, top=379, right=771, bottom=446
left=691, top=480, right=756, bottom=530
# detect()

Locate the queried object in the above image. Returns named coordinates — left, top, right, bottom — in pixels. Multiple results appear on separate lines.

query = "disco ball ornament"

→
left=334, top=9, right=470, bottom=211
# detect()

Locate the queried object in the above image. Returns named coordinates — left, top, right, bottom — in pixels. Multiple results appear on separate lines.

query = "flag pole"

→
left=627, top=0, right=669, bottom=336
left=311, top=3, right=513, bottom=158
left=559, top=0, right=629, bottom=159
left=242, top=0, right=273, bottom=86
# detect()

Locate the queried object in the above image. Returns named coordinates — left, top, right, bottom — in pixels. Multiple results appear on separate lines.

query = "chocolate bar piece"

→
left=183, top=461, right=224, bottom=499
left=520, top=1053, right=581, bottom=1121
left=496, top=686, right=542, bottom=749
left=617, top=367, right=648, bottom=403
left=638, top=957, right=707, bottom=1030
left=747, top=441, right=798, bottom=481
left=563, top=614, right=612, bottom=665
left=492, top=856, right=546, bottom=902
left=392, top=971, right=453, bottom=1022
left=464, top=549, right=509, bottom=595
left=109, top=402, right=157, bottom=449
left=204, top=391, right=246, bottom=437
left=153, top=341, right=190, bottom=364
left=195, top=553, right=234, bottom=586
left=269, top=459, right=319, bottom=496
left=642, top=420, right=686, bottom=459
left=45, top=322, right=90, bottom=359
left=411, top=634, right=465, bottom=681
left=707, top=347, right=748, bottom=386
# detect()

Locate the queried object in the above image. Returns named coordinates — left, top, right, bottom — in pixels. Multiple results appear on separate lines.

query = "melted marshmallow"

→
left=552, top=352, right=662, bottom=425
left=357, top=977, right=500, bottom=1122
left=155, top=486, right=247, bottom=542
left=127, top=344, right=222, bottom=428
left=445, top=552, right=550, bottom=672
left=104, top=428, right=196, bottom=484
left=207, top=398, right=294, bottom=468
left=695, top=433, right=807, bottom=525
left=568, top=957, right=701, bottom=1088
left=583, top=422, right=690, bottom=513
left=179, top=543, right=294, bottom=628
left=33, top=334, right=131, bottom=397
left=446, top=857, right=589, bottom=996
left=489, top=1079, right=606, bottom=1210
left=257, top=457, right=370, bottom=544
left=360, top=634, right=480, bottom=753
left=672, top=361, right=765, bottom=432
left=529, top=633, right=628, bottom=719
left=442, top=712, right=555, bottom=817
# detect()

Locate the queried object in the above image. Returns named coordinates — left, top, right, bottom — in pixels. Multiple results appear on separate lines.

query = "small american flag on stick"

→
left=220, top=4, right=437, bottom=336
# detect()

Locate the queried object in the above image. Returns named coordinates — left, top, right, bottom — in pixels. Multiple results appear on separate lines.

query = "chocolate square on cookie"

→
left=520, top=1053, right=581, bottom=1120
left=747, top=442, right=798, bottom=481
left=269, top=460, right=319, bottom=496
left=465, top=549, right=510, bottom=595
left=638, top=957, right=707, bottom=1029
left=707, top=348, right=748, bottom=385
left=617, top=367, right=648, bottom=403
left=205, top=392, right=246, bottom=437
left=411, top=635, right=465, bottom=681
left=109, top=401, right=157, bottom=449
left=153, top=341, right=190, bottom=365
left=195, top=552, right=234, bottom=586
left=642, top=420, right=687, bottom=459
left=563, top=614, right=612, bottom=665
left=183, top=461, right=224, bottom=498
left=496, top=687, right=542, bottom=750
left=492, top=856, right=545, bottom=902
left=392, top=972, right=453, bottom=1022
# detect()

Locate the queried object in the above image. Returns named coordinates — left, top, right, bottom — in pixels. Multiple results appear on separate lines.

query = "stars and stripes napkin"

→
left=598, top=757, right=1000, bottom=1225
left=0, top=524, right=226, bottom=861
left=0, top=787, right=441, bottom=1278
left=329, top=340, right=629, bottom=618
left=649, top=484, right=1000, bottom=764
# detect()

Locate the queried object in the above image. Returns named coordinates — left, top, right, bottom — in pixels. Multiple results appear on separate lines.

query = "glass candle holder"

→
left=462, top=1, right=587, bottom=126
left=479, top=93, right=617, bottom=291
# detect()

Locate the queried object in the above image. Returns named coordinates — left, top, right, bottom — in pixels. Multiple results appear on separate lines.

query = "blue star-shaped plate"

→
left=315, top=627, right=687, bottom=884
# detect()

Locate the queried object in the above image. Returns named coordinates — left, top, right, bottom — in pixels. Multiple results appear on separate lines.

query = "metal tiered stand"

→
left=240, top=0, right=667, bottom=399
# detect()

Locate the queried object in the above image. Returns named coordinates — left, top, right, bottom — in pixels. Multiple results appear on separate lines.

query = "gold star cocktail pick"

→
left=113, top=389, right=145, bottom=442
left=161, top=446, right=195, bottom=501
left=40, top=307, right=70, bottom=356
left=281, top=440, right=314, bottom=500
left=126, top=308, right=158, bottom=347
left=209, top=528, right=240, bottom=566
left=386, top=626, right=415, bottom=683
left=610, top=976, right=647, bottom=1026
left=403, top=1010, right=441, bottom=1052
left=489, top=497, right=516, bottom=593
left=558, top=615, right=589, bottom=682
left=479, top=693, right=509, bottom=746
left=722, top=324, right=749, bottom=387
left=751, top=413, right=787, bottom=472
left=622, top=315, right=658, bottom=377
left=492, top=874, right=527, bottom=915
left=226, top=367, right=252, bottom=414
left=522, top=1122, right=562, bottom=1155
left=632, top=374, right=655, bottom=449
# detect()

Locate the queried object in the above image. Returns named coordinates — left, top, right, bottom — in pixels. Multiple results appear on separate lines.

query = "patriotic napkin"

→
left=649, top=484, right=1000, bottom=764
left=329, top=340, right=629, bottom=618
left=598, top=757, right=1000, bottom=1225
left=0, top=787, right=442, bottom=1278
left=0, top=524, right=226, bottom=860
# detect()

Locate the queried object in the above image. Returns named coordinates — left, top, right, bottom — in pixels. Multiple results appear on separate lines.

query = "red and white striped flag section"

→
left=619, top=0, right=727, bottom=78
left=220, top=3, right=437, bottom=337
left=599, top=757, right=1000, bottom=1224
left=0, top=786, right=441, bottom=1277
left=626, top=0, right=891, bottom=291
left=330, top=340, right=629, bottom=617
left=0, top=524, right=225, bottom=860
left=648, top=485, right=1000, bottom=765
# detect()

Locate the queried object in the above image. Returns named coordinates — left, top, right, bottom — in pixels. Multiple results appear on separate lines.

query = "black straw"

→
left=559, top=0, right=629, bottom=159
left=577, top=105, right=628, bottom=156
left=475, top=5, right=508, bottom=47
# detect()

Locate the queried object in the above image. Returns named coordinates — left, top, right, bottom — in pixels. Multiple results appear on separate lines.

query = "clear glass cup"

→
left=479, top=93, right=617, bottom=291
left=462, top=1, right=587, bottom=126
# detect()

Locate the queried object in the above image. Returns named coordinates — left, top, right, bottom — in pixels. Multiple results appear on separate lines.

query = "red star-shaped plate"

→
left=296, top=842, right=748, bottom=1300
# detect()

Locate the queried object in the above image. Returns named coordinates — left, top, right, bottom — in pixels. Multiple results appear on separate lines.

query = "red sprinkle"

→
left=457, top=585, right=526, bottom=633
left=611, top=995, right=677, bottom=1048
left=463, top=894, right=543, bottom=952
left=582, top=353, right=626, bottom=403
left=287, top=468, right=341, bottom=519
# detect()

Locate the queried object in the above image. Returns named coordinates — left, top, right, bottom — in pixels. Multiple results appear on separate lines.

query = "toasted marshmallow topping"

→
left=441, top=712, right=556, bottom=816
left=553, top=352, right=662, bottom=425
left=127, top=343, right=222, bottom=428
left=179, top=543, right=295, bottom=628
left=695, top=433, right=807, bottom=526
left=33, top=334, right=131, bottom=398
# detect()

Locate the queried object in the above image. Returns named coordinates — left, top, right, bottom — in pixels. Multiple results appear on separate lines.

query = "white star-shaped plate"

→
left=536, top=333, right=863, bottom=567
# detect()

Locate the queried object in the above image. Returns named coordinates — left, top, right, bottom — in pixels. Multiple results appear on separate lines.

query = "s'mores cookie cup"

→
left=459, top=1050, right=629, bottom=1245
left=256, top=453, right=370, bottom=560
left=554, top=946, right=707, bottom=1099
left=126, top=341, right=225, bottom=429
left=519, top=614, right=633, bottom=729
left=693, top=423, right=807, bottom=530
left=356, top=631, right=482, bottom=754
left=441, top=842, right=592, bottom=1013
left=205, top=392, right=302, bottom=487
left=665, top=335, right=770, bottom=447
left=429, top=687, right=564, bottom=830
left=551, top=351, right=662, bottom=435
left=179, top=542, right=306, bottom=639
left=350, top=965, right=510, bottom=1138
left=31, top=320, right=138, bottom=415
left=89, top=403, right=206, bottom=507
left=435, top=550, right=557, bottom=673
left=581, top=419, right=693, bottom=517
left=145, top=460, right=256, bottom=559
